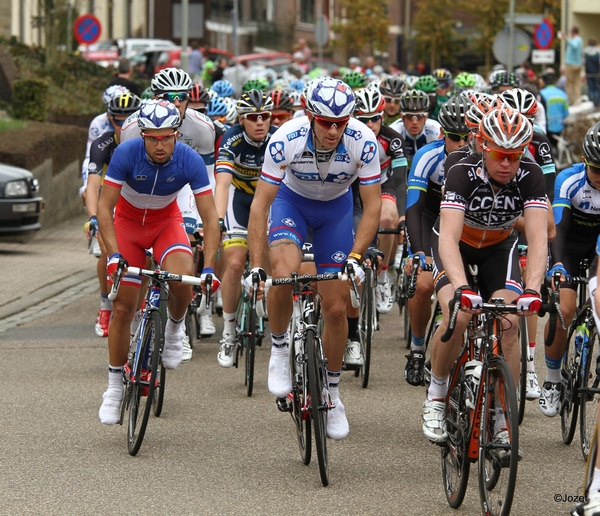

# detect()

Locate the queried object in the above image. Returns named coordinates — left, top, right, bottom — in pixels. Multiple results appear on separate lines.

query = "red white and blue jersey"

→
left=260, top=116, right=381, bottom=201
left=104, top=138, right=212, bottom=225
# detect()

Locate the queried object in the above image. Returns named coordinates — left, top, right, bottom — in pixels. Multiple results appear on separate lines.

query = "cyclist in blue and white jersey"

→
left=247, top=78, right=382, bottom=439
left=214, top=90, right=278, bottom=368
left=540, top=122, right=600, bottom=418
left=97, top=100, right=221, bottom=425
left=80, top=85, right=130, bottom=199
left=403, top=95, right=471, bottom=386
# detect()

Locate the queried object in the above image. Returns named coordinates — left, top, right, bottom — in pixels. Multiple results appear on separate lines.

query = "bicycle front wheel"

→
left=306, top=328, right=329, bottom=486
left=128, top=311, right=160, bottom=456
left=478, top=357, right=519, bottom=516
left=580, top=326, right=600, bottom=461
left=153, top=306, right=167, bottom=417
left=517, top=317, right=527, bottom=425
left=561, top=325, right=580, bottom=445
left=245, top=300, right=258, bottom=397
left=358, top=266, right=374, bottom=388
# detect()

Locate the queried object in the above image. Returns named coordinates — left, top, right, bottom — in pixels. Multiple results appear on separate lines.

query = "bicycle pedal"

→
left=276, top=397, right=292, bottom=413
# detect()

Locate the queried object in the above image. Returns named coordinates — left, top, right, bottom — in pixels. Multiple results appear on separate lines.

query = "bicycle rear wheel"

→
left=152, top=305, right=167, bottom=417
left=561, top=325, right=580, bottom=445
left=478, top=357, right=519, bottom=516
left=584, top=425, right=598, bottom=499
left=580, top=326, right=599, bottom=461
left=358, top=266, right=374, bottom=388
left=441, top=363, right=470, bottom=508
left=245, top=299, right=259, bottom=397
left=306, top=327, right=329, bottom=486
left=128, top=311, right=160, bottom=455
left=517, top=317, right=527, bottom=425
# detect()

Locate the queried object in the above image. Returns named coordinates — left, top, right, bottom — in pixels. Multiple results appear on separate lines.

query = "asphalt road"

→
left=0, top=286, right=590, bottom=516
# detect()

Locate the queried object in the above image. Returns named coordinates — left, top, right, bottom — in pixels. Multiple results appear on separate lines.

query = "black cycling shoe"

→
left=404, top=349, right=425, bottom=386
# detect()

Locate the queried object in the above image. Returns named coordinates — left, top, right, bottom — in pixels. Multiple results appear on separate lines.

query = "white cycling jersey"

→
left=120, top=107, right=217, bottom=192
left=261, top=116, right=381, bottom=201
left=388, top=118, right=442, bottom=152
left=81, top=112, right=112, bottom=193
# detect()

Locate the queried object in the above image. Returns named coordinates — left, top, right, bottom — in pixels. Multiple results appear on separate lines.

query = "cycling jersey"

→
left=388, top=118, right=442, bottom=165
left=539, top=85, right=569, bottom=135
left=261, top=116, right=381, bottom=201
left=440, top=154, right=547, bottom=249
left=527, top=130, right=556, bottom=201
left=121, top=107, right=216, bottom=191
left=377, top=124, right=408, bottom=188
left=81, top=112, right=112, bottom=188
left=88, top=130, right=118, bottom=181
left=552, top=163, right=600, bottom=263
left=215, top=123, right=278, bottom=195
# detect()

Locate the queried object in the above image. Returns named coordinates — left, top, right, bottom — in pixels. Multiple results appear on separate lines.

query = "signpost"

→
left=314, top=15, right=329, bottom=70
left=531, top=49, right=556, bottom=65
left=73, top=14, right=102, bottom=46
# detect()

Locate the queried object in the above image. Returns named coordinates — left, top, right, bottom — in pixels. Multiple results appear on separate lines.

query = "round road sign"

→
left=74, top=14, right=102, bottom=46
left=534, top=19, right=555, bottom=50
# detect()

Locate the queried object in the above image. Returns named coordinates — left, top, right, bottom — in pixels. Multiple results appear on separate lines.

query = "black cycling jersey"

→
left=87, top=130, right=118, bottom=180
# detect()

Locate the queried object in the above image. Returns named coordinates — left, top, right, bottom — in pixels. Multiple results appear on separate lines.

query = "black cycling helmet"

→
left=432, top=68, right=453, bottom=84
left=583, top=122, right=600, bottom=165
left=437, top=96, right=470, bottom=133
left=489, top=70, right=520, bottom=91
left=399, top=89, right=430, bottom=113
left=269, top=90, right=294, bottom=111
left=379, top=75, right=407, bottom=97
left=108, top=92, right=141, bottom=116
left=236, top=89, right=274, bottom=114
left=190, top=83, right=211, bottom=104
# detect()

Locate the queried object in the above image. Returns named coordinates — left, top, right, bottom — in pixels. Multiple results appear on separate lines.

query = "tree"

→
left=330, top=0, right=389, bottom=57
left=463, top=0, right=509, bottom=71
left=412, top=0, right=461, bottom=71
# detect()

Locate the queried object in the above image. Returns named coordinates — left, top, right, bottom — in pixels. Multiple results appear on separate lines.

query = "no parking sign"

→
left=533, top=19, right=554, bottom=50
left=74, top=14, right=102, bottom=46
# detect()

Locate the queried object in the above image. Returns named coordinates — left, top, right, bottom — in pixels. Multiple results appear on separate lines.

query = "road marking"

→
left=0, top=278, right=98, bottom=333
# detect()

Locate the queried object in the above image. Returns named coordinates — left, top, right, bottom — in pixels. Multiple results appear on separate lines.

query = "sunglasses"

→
left=242, top=112, right=272, bottom=122
left=158, top=92, right=189, bottom=102
left=403, top=113, right=428, bottom=121
left=141, top=132, right=178, bottom=144
left=483, top=145, right=523, bottom=162
left=584, top=157, right=600, bottom=173
left=271, top=112, right=291, bottom=121
left=443, top=130, right=469, bottom=142
left=357, top=114, right=382, bottom=124
left=383, top=96, right=401, bottom=104
left=313, top=115, right=350, bottom=129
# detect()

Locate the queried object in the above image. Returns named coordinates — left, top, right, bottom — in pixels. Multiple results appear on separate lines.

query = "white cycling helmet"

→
left=151, top=67, right=193, bottom=94
left=305, top=78, right=355, bottom=119
left=103, top=85, right=130, bottom=106
left=354, top=87, right=386, bottom=114
left=479, top=107, right=533, bottom=149
left=500, top=88, right=538, bottom=117
left=222, top=97, right=238, bottom=125
left=137, top=99, right=181, bottom=130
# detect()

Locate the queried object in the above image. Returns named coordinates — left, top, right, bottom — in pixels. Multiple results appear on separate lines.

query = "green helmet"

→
left=342, top=70, right=367, bottom=89
left=454, top=72, right=476, bottom=89
left=414, top=75, right=439, bottom=93
left=242, top=77, right=269, bottom=92
left=141, top=87, right=153, bottom=100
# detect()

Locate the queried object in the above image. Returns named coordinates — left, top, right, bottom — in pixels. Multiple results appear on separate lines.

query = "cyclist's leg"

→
left=375, top=194, right=399, bottom=314
left=94, top=232, right=112, bottom=338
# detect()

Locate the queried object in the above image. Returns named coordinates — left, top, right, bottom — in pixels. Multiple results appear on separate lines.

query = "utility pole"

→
left=148, top=0, right=154, bottom=38
left=404, top=0, right=411, bottom=71
left=507, top=0, right=516, bottom=71
left=180, top=0, right=189, bottom=72
left=67, top=0, right=72, bottom=52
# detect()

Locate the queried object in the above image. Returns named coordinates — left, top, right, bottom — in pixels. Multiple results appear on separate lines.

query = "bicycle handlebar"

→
left=540, top=271, right=567, bottom=346
left=108, top=258, right=128, bottom=301
left=407, top=255, right=433, bottom=298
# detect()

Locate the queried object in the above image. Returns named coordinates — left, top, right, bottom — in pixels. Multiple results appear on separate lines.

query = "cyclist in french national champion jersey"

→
left=96, top=100, right=221, bottom=425
left=404, top=95, right=471, bottom=386
left=539, top=122, right=600, bottom=417
left=247, top=78, right=382, bottom=440
left=214, top=90, right=278, bottom=368
left=422, top=107, right=548, bottom=445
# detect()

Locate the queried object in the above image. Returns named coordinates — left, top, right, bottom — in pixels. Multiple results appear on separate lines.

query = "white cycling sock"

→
left=107, top=365, right=123, bottom=390
left=327, top=369, right=341, bottom=401
left=427, top=373, right=448, bottom=401
left=223, top=311, right=236, bottom=336
left=166, top=315, right=184, bottom=335
left=100, top=293, right=112, bottom=311
left=546, top=367, right=561, bottom=384
left=590, top=468, right=600, bottom=494
left=494, top=404, right=507, bottom=434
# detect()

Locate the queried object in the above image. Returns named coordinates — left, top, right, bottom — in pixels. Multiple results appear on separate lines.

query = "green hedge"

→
left=11, top=79, right=48, bottom=121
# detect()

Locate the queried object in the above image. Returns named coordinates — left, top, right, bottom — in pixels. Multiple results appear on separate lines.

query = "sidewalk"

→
left=0, top=214, right=98, bottom=321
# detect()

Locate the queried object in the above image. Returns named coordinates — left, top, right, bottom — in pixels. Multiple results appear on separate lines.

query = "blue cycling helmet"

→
left=289, top=79, right=305, bottom=92
left=207, top=97, right=228, bottom=118
left=211, top=80, right=235, bottom=98
left=137, top=99, right=181, bottom=130
left=305, top=78, right=355, bottom=118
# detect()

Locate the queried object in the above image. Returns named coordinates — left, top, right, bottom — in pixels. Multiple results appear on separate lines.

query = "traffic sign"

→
left=74, top=14, right=101, bottom=45
left=533, top=19, right=554, bottom=50
left=531, top=49, right=555, bottom=64
left=314, top=15, right=329, bottom=47
left=492, top=28, right=531, bottom=67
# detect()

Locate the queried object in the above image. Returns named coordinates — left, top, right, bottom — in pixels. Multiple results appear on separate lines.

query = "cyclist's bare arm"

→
left=85, top=174, right=103, bottom=220
left=97, top=183, right=122, bottom=259
left=523, top=206, right=548, bottom=291
left=248, top=179, right=279, bottom=269
left=214, top=172, right=233, bottom=219
left=438, top=208, right=469, bottom=289
left=194, top=192, right=220, bottom=270
left=355, top=183, right=382, bottom=256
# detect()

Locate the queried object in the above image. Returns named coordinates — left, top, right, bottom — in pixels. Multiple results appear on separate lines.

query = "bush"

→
left=11, top=79, right=48, bottom=121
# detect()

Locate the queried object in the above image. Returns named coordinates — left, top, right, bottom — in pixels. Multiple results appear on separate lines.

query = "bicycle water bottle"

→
left=433, top=312, right=443, bottom=334
left=574, top=323, right=588, bottom=366
left=293, top=332, right=303, bottom=376
left=464, top=360, right=483, bottom=410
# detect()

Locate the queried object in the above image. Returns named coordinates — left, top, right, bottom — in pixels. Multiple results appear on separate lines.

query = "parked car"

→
left=81, top=38, right=178, bottom=68
left=138, top=47, right=235, bottom=78
left=0, top=163, right=44, bottom=242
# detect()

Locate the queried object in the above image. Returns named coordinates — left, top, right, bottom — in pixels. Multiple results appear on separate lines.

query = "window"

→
left=299, top=0, right=315, bottom=24
left=210, top=0, right=234, bottom=20
left=173, top=3, right=205, bottom=38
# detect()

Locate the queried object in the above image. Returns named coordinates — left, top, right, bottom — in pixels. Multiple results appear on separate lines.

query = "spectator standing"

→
left=560, top=26, right=584, bottom=104
left=107, top=58, right=141, bottom=96
left=189, top=40, right=204, bottom=77
left=585, top=37, right=600, bottom=107
left=210, top=58, right=229, bottom=83
left=296, top=38, right=312, bottom=62
left=539, top=68, right=569, bottom=149
left=292, top=52, right=309, bottom=74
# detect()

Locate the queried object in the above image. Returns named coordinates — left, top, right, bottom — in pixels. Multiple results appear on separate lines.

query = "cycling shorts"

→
left=114, top=207, right=191, bottom=287
left=223, top=184, right=252, bottom=248
left=431, top=229, right=522, bottom=301
left=557, top=237, right=597, bottom=291
left=406, top=208, right=437, bottom=258
left=268, top=184, right=354, bottom=273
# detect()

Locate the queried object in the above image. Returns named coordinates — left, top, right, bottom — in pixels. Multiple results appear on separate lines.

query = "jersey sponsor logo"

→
left=269, top=141, right=286, bottom=163
left=468, top=194, right=519, bottom=212
left=345, top=128, right=363, bottom=140
left=90, top=127, right=100, bottom=138
left=301, top=151, right=314, bottom=159
left=98, top=138, right=114, bottom=151
left=538, top=141, right=551, bottom=160
left=135, top=174, right=147, bottom=180
left=286, top=127, right=308, bottom=141
left=334, top=153, right=350, bottom=163
left=282, top=217, right=296, bottom=227
left=167, top=176, right=176, bottom=182
left=292, top=170, right=320, bottom=181
left=390, top=138, right=403, bottom=152
left=330, top=172, right=353, bottom=184
left=331, top=251, right=347, bottom=263
left=361, top=141, right=377, bottom=163
left=88, top=162, right=97, bottom=172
